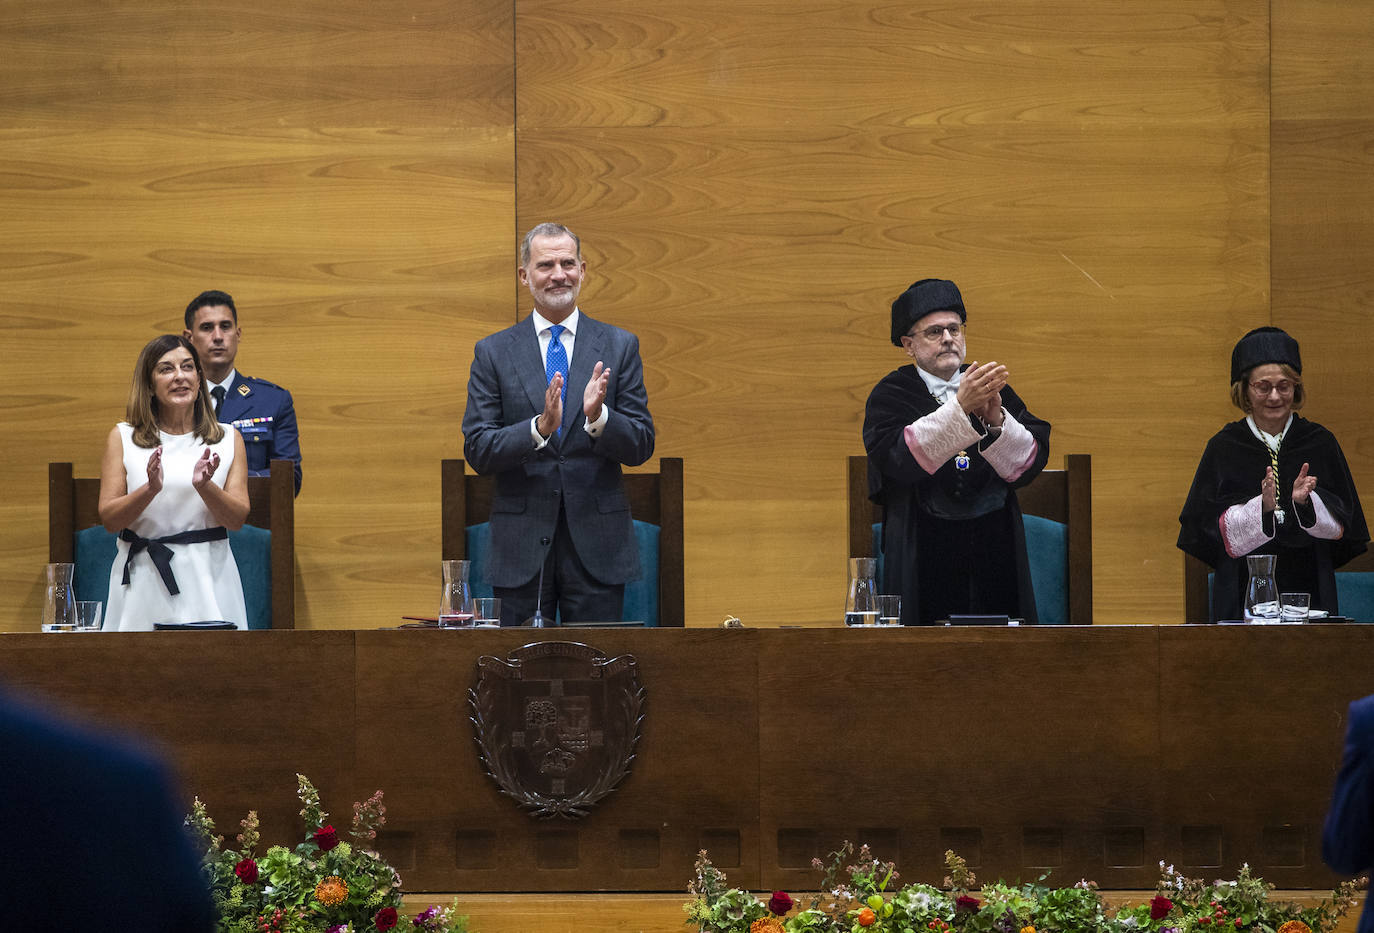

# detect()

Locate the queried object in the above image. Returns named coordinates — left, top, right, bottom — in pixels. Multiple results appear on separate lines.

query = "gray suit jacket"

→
left=461, top=311, right=655, bottom=587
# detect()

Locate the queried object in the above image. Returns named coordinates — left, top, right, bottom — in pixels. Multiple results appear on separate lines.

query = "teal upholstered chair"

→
left=441, top=458, right=685, bottom=626
left=847, top=453, right=1093, bottom=625
left=1185, top=545, right=1374, bottom=623
left=48, top=459, right=296, bottom=629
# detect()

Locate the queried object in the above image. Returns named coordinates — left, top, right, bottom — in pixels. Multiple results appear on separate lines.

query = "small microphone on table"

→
left=530, top=558, right=547, bottom=628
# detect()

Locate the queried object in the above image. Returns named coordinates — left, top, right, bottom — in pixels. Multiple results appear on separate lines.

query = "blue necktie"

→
left=545, top=324, right=569, bottom=439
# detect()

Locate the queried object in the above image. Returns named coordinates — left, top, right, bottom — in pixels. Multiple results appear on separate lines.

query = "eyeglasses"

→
left=908, top=322, right=966, bottom=342
left=1248, top=380, right=1295, bottom=396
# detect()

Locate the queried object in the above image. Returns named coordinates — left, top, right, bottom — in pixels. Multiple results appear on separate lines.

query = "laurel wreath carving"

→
left=468, top=652, right=645, bottom=820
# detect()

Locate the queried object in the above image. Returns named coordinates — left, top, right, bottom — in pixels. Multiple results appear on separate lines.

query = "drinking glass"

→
left=1280, top=592, right=1310, bottom=623
left=473, top=597, right=502, bottom=627
left=876, top=595, right=902, bottom=627
left=74, top=601, right=103, bottom=631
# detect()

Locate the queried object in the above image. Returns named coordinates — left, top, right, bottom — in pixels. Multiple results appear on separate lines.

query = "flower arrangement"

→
left=187, top=774, right=470, bottom=933
left=685, top=843, right=1366, bottom=933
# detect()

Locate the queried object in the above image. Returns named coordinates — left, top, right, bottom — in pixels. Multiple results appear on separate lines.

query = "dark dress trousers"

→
left=1324, top=693, right=1374, bottom=933
left=461, top=312, right=655, bottom=592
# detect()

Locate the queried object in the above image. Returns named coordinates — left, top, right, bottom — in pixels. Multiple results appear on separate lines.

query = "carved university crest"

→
left=468, top=641, right=645, bottom=819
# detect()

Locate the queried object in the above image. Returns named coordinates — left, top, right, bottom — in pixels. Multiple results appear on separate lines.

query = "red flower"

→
left=768, top=891, right=793, bottom=915
left=1150, top=896, right=1173, bottom=921
left=374, top=907, right=398, bottom=930
left=956, top=895, right=981, bottom=911
left=234, top=857, right=259, bottom=884
left=314, top=824, right=339, bottom=852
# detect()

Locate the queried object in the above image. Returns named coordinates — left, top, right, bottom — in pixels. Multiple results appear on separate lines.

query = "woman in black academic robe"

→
left=1178, top=327, right=1369, bottom=621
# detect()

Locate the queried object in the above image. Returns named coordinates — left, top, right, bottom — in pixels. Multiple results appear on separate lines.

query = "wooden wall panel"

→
left=1272, top=0, right=1374, bottom=511
left=516, top=1, right=1270, bottom=625
left=3, top=627, right=1368, bottom=890
left=0, top=1, right=514, bottom=632
left=11, top=0, right=1370, bottom=630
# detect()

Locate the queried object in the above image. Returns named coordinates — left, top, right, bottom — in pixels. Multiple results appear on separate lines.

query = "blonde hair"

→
left=1230, top=362, right=1305, bottom=414
left=125, top=335, right=225, bottom=448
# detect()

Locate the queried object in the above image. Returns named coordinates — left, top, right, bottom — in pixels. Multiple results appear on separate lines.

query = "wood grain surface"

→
left=391, top=891, right=1367, bottom=933
left=0, top=0, right=515, bottom=632
left=1, top=627, right=1369, bottom=893
left=1272, top=0, right=1374, bottom=504
left=2, top=0, right=1369, bottom=630
left=515, top=0, right=1270, bottom=627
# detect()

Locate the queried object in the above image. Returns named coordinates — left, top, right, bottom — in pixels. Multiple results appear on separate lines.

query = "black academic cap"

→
left=1230, top=326, right=1301, bottom=384
left=891, top=278, right=966, bottom=346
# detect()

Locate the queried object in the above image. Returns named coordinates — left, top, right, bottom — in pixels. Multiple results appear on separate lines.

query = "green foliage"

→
left=188, top=775, right=468, bottom=933
left=683, top=846, right=1366, bottom=933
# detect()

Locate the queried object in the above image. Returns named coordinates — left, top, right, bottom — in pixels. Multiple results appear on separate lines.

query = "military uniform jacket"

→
left=220, top=372, right=302, bottom=495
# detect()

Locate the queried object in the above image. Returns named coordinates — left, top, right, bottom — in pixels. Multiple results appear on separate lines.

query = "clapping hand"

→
left=1262, top=466, right=1277, bottom=513
left=145, top=446, right=164, bottom=495
left=192, top=448, right=221, bottom=489
left=1291, top=462, right=1317, bottom=505
left=584, top=361, right=610, bottom=421
left=536, top=372, right=563, bottom=439
left=956, top=360, right=1008, bottom=416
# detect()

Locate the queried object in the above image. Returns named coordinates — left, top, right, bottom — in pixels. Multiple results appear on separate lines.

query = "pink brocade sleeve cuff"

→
left=902, top=398, right=982, bottom=474
left=1222, top=495, right=1272, bottom=558
left=1303, top=491, right=1345, bottom=540
left=981, top=412, right=1039, bottom=482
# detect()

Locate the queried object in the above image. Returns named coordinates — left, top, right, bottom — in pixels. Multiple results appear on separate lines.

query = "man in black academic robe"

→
left=1178, top=327, right=1368, bottom=621
left=863, top=278, right=1051, bottom=625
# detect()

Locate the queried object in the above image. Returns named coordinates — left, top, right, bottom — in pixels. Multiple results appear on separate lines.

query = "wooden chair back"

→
left=847, top=452, right=1093, bottom=624
left=441, top=457, right=685, bottom=627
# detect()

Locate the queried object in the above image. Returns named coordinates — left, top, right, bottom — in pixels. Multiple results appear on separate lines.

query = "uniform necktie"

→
left=211, top=385, right=226, bottom=419
left=545, top=324, right=568, bottom=438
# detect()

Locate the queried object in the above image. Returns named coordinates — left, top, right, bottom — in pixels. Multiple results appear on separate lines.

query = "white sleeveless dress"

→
left=103, top=423, right=247, bottom=631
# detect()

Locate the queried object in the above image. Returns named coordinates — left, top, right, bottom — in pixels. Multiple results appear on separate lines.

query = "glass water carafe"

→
left=845, top=557, right=878, bottom=626
left=439, top=559, right=474, bottom=628
left=1244, top=554, right=1279, bottom=623
left=42, top=562, right=76, bottom=631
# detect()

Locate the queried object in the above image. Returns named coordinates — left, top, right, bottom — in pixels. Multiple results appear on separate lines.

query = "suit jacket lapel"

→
left=513, top=316, right=549, bottom=418
left=565, top=314, right=604, bottom=436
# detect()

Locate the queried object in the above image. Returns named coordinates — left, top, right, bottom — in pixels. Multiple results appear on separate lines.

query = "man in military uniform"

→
left=183, top=290, right=302, bottom=495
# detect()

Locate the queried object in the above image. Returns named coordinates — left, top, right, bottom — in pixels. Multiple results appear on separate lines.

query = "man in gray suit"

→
left=462, top=222, right=655, bottom=625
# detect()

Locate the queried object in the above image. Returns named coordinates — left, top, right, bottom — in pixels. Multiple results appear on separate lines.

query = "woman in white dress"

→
left=99, top=335, right=250, bottom=631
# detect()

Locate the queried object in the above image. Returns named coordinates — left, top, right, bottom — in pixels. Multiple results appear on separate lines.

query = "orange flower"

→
left=857, top=907, right=877, bottom=927
left=313, top=874, right=349, bottom=907
left=1021, top=927, right=1037, bottom=933
left=1276, top=923, right=1312, bottom=933
left=750, top=918, right=786, bottom=933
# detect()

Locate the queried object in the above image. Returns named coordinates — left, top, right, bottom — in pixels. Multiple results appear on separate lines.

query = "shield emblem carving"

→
left=468, top=641, right=645, bottom=819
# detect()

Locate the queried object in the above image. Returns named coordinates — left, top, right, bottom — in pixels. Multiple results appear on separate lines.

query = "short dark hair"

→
left=520, top=223, right=580, bottom=266
left=184, top=290, right=238, bottom=329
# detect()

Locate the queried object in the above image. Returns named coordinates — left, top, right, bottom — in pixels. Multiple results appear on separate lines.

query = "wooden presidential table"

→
left=0, top=625, right=1369, bottom=893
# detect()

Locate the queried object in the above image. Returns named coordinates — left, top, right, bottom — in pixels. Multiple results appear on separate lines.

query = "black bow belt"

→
left=119, top=527, right=228, bottom=596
